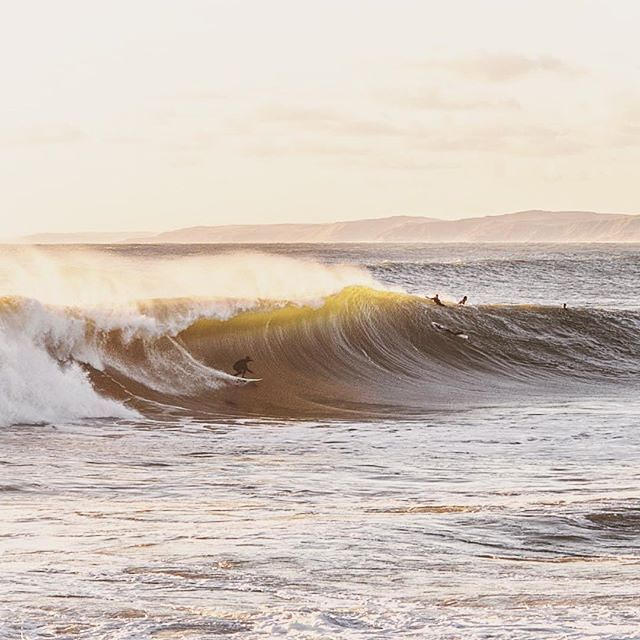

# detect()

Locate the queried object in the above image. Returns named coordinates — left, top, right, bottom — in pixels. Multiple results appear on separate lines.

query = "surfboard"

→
left=431, top=321, right=469, bottom=340
left=229, top=376, right=263, bottom=386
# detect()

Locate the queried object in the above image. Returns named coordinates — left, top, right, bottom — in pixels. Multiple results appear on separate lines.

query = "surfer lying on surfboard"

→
left=431, top=322, right=469, bottom=339
left=233, top=356, right=255, bottom=378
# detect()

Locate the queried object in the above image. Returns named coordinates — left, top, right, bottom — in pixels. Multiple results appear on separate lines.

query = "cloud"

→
left=413, top=123, right=589, bottom=156
left=245, top=115, right=588, bottom=160
left=253, top=105, right=402, bottom=137
left=246, top=139, right=458, bottom=171
left=250, top=140, right=370, bottom=158
left=429, top=53, right=580, bottom=82
left=183, top=90, right=225, bottom=102
left=609, top=95, right=640, bottom=147
left=386, top=88, right=520, bottom=111
left=159, top=95, right=594, bottom=165
left=249, top=103, right=588, bottom=155
left=1, top=125, right=85, bottom=146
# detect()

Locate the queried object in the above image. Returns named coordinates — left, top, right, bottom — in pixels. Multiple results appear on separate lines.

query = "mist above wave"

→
left=0, top=249, right=379, bottom=308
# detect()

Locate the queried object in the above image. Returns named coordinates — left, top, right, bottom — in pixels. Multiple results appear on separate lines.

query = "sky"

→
left=2, top=0, right=640, bottom=237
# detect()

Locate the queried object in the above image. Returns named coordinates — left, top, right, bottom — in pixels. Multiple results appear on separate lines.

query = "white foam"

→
left=0, top=322, right=136, bottom=428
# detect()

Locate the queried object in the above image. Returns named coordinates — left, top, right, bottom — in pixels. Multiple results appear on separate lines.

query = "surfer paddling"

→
left=429, top=293, right=446, bottom=306
left=431, top=321, right=468, bottom=340
left=232, top=356, right=254, bottom=378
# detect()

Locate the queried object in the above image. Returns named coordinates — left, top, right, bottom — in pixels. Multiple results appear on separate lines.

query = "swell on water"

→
left=2, top=287, right=639, bottom=425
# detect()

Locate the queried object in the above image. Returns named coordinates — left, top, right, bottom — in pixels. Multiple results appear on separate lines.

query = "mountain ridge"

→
left=9, top=210, right=640, bottom=244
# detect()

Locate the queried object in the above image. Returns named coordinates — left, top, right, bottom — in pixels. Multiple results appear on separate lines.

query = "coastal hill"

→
left=12, top=210, right=640, bottom=244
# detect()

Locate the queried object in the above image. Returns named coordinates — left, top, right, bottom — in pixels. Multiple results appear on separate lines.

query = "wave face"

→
left=1, top=248, right=638, bottom=425
left=175, top=289, right=640, bottom=416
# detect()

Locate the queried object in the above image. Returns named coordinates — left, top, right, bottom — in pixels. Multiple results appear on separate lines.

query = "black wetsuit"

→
left=233, top=358, right=254, bottom=378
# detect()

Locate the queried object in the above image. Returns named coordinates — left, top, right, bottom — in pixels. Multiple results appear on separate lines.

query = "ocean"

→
left=1, top=243, right=639, bottom=639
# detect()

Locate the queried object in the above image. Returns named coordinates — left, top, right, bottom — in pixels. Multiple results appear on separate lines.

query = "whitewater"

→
left=1, top=243, right=639, bottom=639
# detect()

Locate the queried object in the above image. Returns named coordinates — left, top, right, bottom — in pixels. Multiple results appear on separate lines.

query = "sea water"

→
left=1, top=243, right=638, bottom=639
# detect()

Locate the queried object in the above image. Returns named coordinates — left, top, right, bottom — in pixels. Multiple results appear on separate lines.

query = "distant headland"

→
left=10, top=210, right=640, bottom=244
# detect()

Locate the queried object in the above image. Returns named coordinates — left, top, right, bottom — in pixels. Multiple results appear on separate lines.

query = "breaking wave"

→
left=1, top=249, right=638, bottom=426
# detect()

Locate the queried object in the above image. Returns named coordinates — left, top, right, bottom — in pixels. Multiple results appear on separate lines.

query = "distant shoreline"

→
left=7, top=210, right=640, bottom=244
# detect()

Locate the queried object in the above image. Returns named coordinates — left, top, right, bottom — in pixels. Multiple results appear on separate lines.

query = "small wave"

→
left=366, top=504, right=485, bottom=514
left=584, top=510, right=640, bottom=532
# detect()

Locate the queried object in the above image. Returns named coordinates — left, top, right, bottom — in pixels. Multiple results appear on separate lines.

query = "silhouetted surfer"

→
left=429, top=293, right=445, bottom=306
left=458, top=295, right=467, bottom=306
left=233, top=356, right=254, bottom=378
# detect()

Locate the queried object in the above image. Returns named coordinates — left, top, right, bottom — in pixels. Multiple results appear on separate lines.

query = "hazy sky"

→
left=2, top=0, right=640, bottom=236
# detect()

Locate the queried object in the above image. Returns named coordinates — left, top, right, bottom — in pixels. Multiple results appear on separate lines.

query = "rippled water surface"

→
left=1, top=244, right=639, bottom=638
